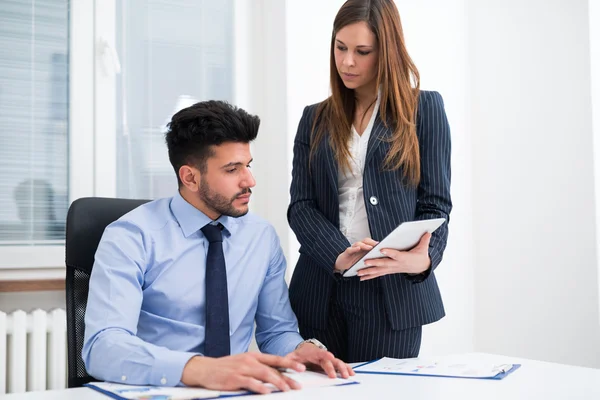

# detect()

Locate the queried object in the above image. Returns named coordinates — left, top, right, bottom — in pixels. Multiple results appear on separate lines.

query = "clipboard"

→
left=342, top=218, right=446, bottom=277
left=353, top=357, right=521, bottom=380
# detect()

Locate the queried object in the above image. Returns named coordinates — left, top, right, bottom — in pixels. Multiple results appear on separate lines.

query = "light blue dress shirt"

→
left=83, top=192, right=303, bottom=386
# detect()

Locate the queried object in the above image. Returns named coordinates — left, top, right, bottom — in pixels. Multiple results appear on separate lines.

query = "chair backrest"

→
left=65, top=197, right=149, bottom=388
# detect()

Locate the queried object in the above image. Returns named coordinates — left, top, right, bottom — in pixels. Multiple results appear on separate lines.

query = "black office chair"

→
left=65, top=197, right=149, bottom=388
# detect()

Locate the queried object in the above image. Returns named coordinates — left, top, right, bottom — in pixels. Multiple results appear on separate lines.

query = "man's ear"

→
left=179, top=165, right=201, bottom=192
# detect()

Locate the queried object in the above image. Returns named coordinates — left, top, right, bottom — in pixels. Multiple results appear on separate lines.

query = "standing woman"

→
left=288, top=0, right=452, bottom=362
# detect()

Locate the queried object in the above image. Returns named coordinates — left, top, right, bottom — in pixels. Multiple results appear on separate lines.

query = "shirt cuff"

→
left=280, top=333, right=305, bottom=356
left=151, top=350, right=199, bottom=387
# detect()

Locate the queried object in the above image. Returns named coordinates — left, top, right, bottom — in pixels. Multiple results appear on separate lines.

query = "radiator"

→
left=0, top=309, right=67, bottom=394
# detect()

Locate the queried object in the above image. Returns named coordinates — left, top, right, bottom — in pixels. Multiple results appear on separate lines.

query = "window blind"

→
left=0, top=0, right=69, bottom=245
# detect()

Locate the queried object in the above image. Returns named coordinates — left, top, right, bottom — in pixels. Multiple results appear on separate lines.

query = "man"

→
left=83, top=101, right=353, bottom=394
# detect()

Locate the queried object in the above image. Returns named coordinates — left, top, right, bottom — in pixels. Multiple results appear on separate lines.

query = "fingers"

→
left=232, top=354, right=304, bottom=394
left=308, top=349, right=335, bottom=365
left=283, top=374, right=302, bottom=390
left=416, top=232, right=432, bottom=250
left=357, top=266, right=389, bottom=281
left=345, top=246, right=362, bottom=255
left=333, top=359, right=354, bottom=378
left=319, top=358, right=337, bottom=378
left=250, top=365, right=292, bottom=393
left=237, top=377, right=272, bottom=395
left=362, top=237, right=379, bottom=247
left=347, top=242, right=373, bottom=253
left=364, top=256, right=396, bottom=268
left=360, top=271, right=387, bottom=281
left=255, top=353, right=305, bottom=372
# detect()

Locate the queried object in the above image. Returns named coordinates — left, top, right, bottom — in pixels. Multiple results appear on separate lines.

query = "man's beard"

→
left=199, top=177, right=251, bottom=218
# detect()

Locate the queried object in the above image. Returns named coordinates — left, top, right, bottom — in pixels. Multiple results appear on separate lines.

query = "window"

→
left=0, top=0, right=69, bottom=246
left=0, top=0, right=256, bottom=275
left=103, top=0, right=234, bottom=200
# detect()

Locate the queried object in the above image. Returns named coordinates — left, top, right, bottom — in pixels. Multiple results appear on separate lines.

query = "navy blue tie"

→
left=201, top=223, right=230, bottom=357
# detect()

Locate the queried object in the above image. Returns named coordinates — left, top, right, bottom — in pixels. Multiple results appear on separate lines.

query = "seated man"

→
left=83, top=101, right=353, bottom=394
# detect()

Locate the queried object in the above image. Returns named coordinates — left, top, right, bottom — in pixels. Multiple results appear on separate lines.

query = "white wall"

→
left=469, top=0, right=600, bottom=368
left=240, top=0, right=291, bottom=258
left=285, top=0, right=345, bottom=277
left=285, top=0, right=476, bottom=357
left=589, top=0, right=600, bottom=326
left=0, top=291, right=64, bottom=313
left=398, top=0, right=475, bottom=357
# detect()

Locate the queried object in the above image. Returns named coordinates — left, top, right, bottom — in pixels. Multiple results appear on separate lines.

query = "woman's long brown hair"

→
left=310, top=0, right=421, bottom=185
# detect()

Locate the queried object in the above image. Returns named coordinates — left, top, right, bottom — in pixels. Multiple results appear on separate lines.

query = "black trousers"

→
left=299, top=277, right=422, bottom=363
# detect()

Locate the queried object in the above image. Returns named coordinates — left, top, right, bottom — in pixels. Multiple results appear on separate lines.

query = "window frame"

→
left=0, top=0, right=94, bottom=279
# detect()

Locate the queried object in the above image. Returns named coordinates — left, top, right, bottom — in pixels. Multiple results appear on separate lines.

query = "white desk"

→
left=4, top=353, right=600, bottom=399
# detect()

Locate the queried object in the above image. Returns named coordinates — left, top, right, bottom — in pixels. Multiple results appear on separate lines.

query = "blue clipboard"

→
left=353, top=359, right=521, bottom=380
left=85, top=382, right=256, bottom=400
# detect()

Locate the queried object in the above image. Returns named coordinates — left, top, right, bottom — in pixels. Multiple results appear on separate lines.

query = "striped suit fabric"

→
left=287, top=90, right=452, bottom=362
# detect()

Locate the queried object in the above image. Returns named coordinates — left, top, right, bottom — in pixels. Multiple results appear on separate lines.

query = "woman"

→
left=288, top=0, right=452, bottom=362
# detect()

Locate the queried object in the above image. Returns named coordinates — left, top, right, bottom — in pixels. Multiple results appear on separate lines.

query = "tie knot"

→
left=201, top=223, right=223, bottom=243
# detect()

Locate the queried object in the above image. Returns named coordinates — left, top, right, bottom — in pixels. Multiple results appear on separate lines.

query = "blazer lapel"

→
left=365, top=113, right=390, bottom=168
left=323, top=137, right=339, bottom=194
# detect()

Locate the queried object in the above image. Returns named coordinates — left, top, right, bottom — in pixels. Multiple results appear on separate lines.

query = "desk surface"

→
left=5, top=353, right=600, bottom=400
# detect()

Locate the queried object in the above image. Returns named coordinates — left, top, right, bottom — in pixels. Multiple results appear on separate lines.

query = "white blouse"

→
left=338, top=94, right=381, bottom=244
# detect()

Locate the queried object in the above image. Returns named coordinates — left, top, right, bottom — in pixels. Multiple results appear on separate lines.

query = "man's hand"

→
left=181, top=352, right=306, bottom=394
left=334, top=238, right=379, bottom=272
left=286, top=342, right=355, bottom=379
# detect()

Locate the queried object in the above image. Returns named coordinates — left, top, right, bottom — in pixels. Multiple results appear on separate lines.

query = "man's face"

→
left=197, top=142, right=255, bottom=218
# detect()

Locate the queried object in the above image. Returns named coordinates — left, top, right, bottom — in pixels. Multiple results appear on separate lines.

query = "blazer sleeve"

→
left=412, top=91, right=453, bottom=281
left=287, top=106, right=351, bottom=277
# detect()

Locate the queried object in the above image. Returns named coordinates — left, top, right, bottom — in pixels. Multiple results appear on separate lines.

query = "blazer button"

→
left=369, top=196, right=378, bottom=205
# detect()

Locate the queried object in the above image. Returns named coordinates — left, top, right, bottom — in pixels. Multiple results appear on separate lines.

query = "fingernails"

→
left=380, top=250, right=387, bottom=255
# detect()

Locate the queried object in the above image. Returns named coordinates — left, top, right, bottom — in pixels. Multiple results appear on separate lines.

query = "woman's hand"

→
left=357, top=233, right=432, bottom=281
left=334, top=238, right=378, bottom=272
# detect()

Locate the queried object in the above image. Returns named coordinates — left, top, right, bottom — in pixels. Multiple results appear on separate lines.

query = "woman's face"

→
left=334, top=21, right=379, bottom=93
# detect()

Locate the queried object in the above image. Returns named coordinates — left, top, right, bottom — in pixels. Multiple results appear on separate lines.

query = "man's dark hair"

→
left=165, top=100, right=260, bottom=186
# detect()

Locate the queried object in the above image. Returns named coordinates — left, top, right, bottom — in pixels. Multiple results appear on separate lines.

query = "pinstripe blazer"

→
left=287, top=90, right=452, bottom=331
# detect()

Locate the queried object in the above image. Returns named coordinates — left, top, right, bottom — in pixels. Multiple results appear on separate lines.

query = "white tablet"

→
left=342, top=218, right=446, bottom=277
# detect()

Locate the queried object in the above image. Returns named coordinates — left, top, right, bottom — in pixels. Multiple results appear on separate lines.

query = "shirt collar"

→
left=170, top=191, right=233, bottom=238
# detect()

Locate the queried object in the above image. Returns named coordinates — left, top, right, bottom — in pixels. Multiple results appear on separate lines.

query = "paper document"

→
left=278, top=369, right=355, bottom=388
left=87, top=371, right=357, bottom=399
left=354, top=357, right=519, bottom=380
left=86, top=382, right=223, bottom=399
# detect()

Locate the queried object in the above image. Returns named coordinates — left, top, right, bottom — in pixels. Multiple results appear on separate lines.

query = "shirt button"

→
left=121, top=375, right=127, bottom=381
left=160, top=377, right=167, bottom=385
left=369, top=196, right=379, bottom=205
